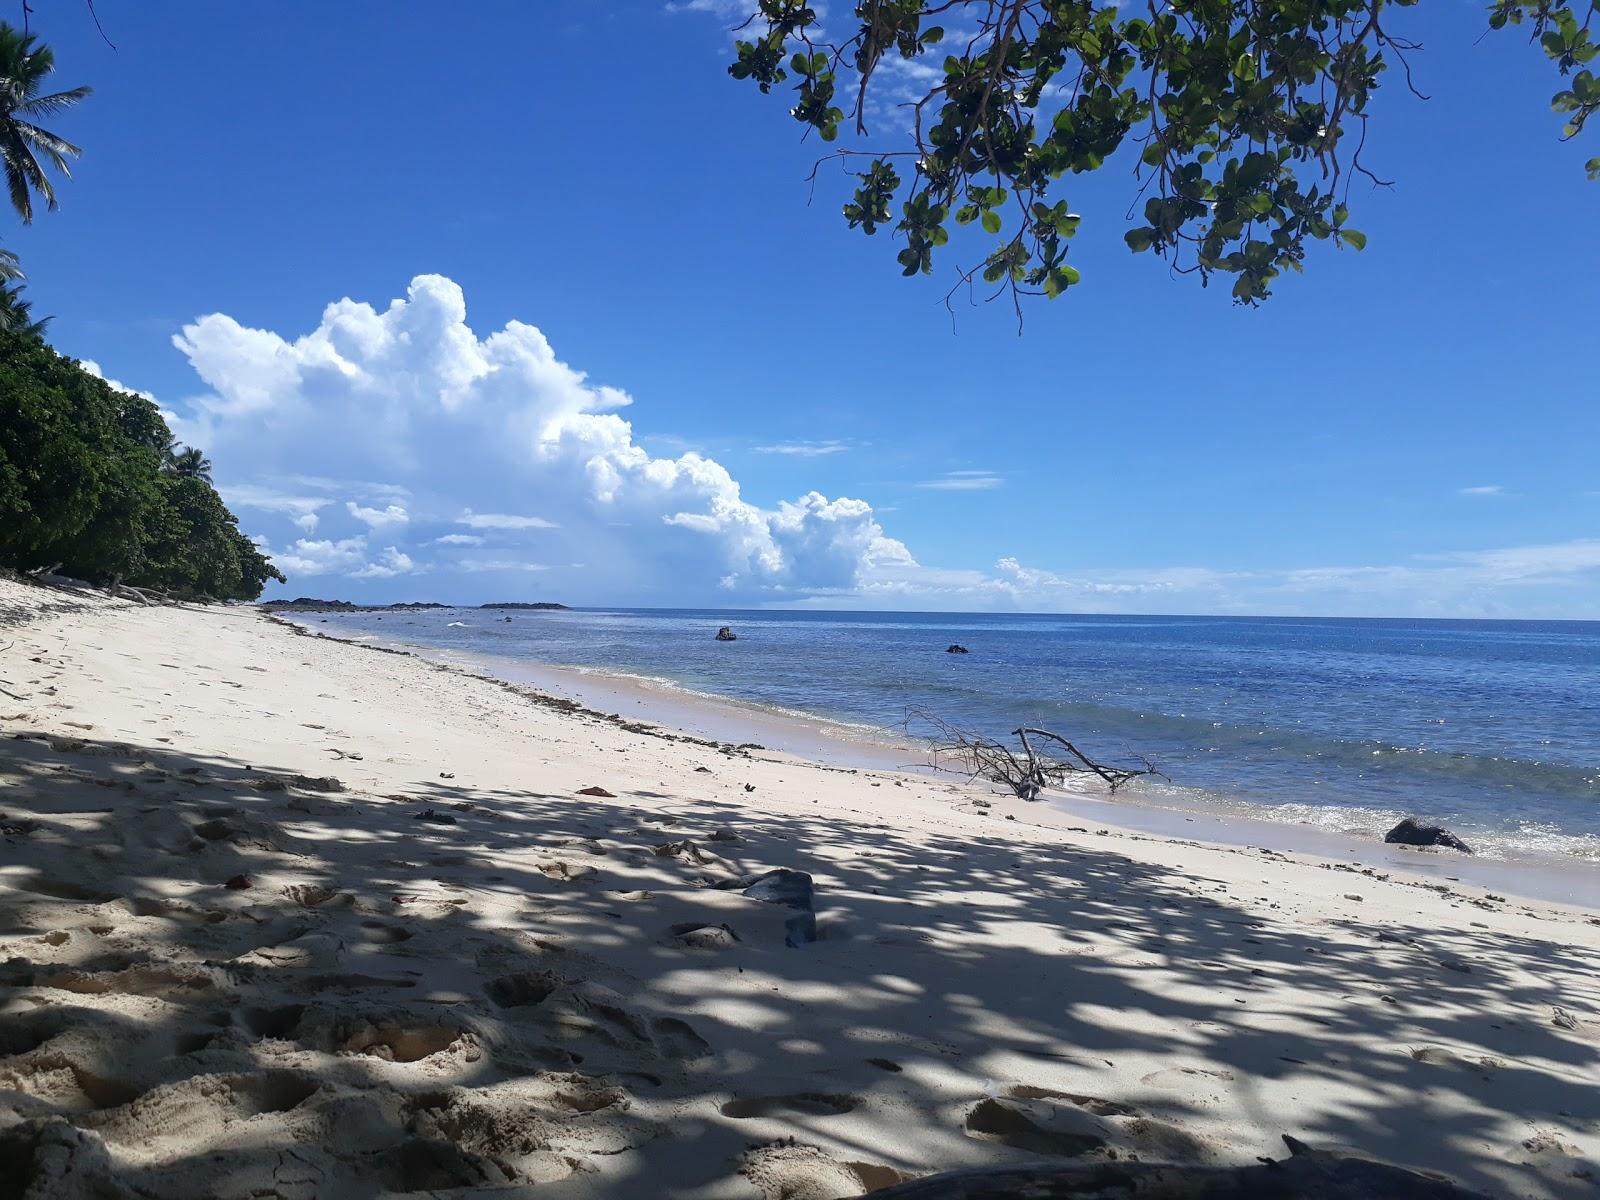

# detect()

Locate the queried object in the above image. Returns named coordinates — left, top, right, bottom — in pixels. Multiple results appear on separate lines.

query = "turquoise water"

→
left=314, top=608, right=1600, bottom=862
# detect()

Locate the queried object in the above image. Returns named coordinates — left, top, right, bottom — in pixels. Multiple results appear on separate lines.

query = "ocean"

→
left=307, top=607, right=1600, bottom=864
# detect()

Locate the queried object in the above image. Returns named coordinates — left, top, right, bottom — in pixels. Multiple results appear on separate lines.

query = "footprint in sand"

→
left=963, top=1096, right=1108, bottom=1156
left=238, top=1004, right=307, bottom=1040
left=399, top=1091, right=596, bottom=1189
left=966, top=1087, right=1217, bottom=1164
left=340, top=1020, right=468, bottom=1063
left=740, top=1144, right=915, bottom=1200
left=721, top=1092, right=858, bottom=1119
left=36, top=964, right=221, bottom=999
left=486, top=972, right=561, bottom=1010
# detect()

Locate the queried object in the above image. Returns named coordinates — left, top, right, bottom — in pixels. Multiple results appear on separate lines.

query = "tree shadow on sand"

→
left=0, top=729, right=1595, bottom=1198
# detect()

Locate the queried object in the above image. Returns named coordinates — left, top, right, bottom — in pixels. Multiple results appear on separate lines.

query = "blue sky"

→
left=12, top=1, right=1599, bottom=615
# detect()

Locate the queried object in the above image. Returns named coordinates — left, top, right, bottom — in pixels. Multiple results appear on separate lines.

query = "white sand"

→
left=0, top=577, right=1596, bottom=1199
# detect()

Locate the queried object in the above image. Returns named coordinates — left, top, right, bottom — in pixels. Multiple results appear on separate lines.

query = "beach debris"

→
left=946, top=643, right=970, bottom=654
left=863, top=1134, right=1494, bottom=1198
left=910, top=709, right=1164, bottom=800
left=709, top=827, right=742, bottom=843
left=438, top=771, right=455, bottom=778
left=0, top=813, right=39, bottom=838
left=667, top=921, right=742, bottom=950
left=743, top=783, right=756, bottom=793
left=538, top=860, right=598, bottom=883
left=738, top=868, right=817, bottom=946
left=577, top=785, right=617, bottom=798
left=715, top=626, right=737, bottom=641
left=653, top=839, right=722, bottom=865
left=224, top=873, right=253, bottom=890
left=1384, top=817, right=1473, bottom=854
left=1552, top=1006, right=1580, bottom=1030
left=694, top=766, right=713, bottom=773
left=246, top=773, right=344, bottom=794
left=413, top=808, right=457, bottom=826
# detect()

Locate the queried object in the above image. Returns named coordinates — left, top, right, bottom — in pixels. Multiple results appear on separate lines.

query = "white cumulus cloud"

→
left=168, top=274, right=912, bottom=601
left=351, top=546, right=418, bottom=579
left=347, top=502, right=410, bottom=530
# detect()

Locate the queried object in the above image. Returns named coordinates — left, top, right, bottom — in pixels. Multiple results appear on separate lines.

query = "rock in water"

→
left=1385, top=817, right=1473, bottom=854
left=715, top=626, right=737, bottom=641
left=947, top=643, right=970, bottom=654
left=741, top=868, right=816, bottom=946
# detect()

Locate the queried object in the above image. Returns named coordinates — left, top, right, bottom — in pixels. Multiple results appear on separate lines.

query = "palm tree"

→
left=169, top=446, right=213, bottom=482
left=0, top=278, right=48, bottom=336
left=0, top=24, right=91, bottom=223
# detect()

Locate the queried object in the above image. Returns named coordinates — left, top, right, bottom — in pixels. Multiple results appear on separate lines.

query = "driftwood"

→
left=18, top=567, right=191, bottom=607
left=108, top=583, right=181, bottom=606
left=911, top=708, right=1164, bottom=800
left=872, top=1136, right=1492, bottom=1198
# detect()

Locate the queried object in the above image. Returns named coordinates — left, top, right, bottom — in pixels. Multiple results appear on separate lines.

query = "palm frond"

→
left=0, top=129, right=55, bottom=219
left=12, top=121, right=81, bottom=159
left=19, top=86, right=92, bottom=118
left=3, top=157, right=33, bottom=223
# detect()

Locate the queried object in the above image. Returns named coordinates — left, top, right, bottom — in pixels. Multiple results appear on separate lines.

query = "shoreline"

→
left=290, top=615, right=1600, bottom=910
left=5, top=579, right=1598, bottom=1199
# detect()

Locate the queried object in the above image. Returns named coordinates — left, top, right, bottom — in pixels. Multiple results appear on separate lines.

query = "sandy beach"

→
left=1, top=577, right=1597, bottom=1199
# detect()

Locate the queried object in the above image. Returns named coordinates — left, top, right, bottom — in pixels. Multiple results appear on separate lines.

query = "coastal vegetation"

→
left=0, top=21, right=280, bottom=600
left=0, top=330, right=284, bottom=600
left=724, top=0, right=1598, bottom=306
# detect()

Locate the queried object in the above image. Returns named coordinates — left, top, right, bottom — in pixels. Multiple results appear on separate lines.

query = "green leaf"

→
left=922, top=25, right=944, bottom=43
left=1124, top=228, right=1155, bottom=252
left=1234, top=53, right=1256, bottom=82
left=1340, top=228, right=1367, bottom=250
left=981, top=210, right=1002, bottom=234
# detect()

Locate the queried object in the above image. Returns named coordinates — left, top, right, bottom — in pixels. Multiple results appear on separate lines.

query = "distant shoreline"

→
left=257, top=597, right=570, bottom=613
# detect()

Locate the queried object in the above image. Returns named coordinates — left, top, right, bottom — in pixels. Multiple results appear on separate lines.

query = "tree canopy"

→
left=725, top=0, right=1597, bottom=306
left=0, top=329, right=285, bottom=601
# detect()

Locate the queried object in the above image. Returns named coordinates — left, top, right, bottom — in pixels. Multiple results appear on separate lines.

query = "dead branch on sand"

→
left=908, top=707, right=1165, bottom=800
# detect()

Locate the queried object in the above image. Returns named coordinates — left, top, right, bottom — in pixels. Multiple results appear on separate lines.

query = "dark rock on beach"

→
left=739, top=868, right=817, bottom=947
left=947, top=643, right=970, bottom=654
left=1385, top=817, right=1473, bottom=854
left=715, top=626, right=737, bottom=641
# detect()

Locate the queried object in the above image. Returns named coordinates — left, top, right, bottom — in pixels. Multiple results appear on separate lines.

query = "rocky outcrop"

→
left=946, top=644, right=970, bottom=654
left=715, top=627, right=737, bottom=642
left=1385, top=817, right=1473, bottom=854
